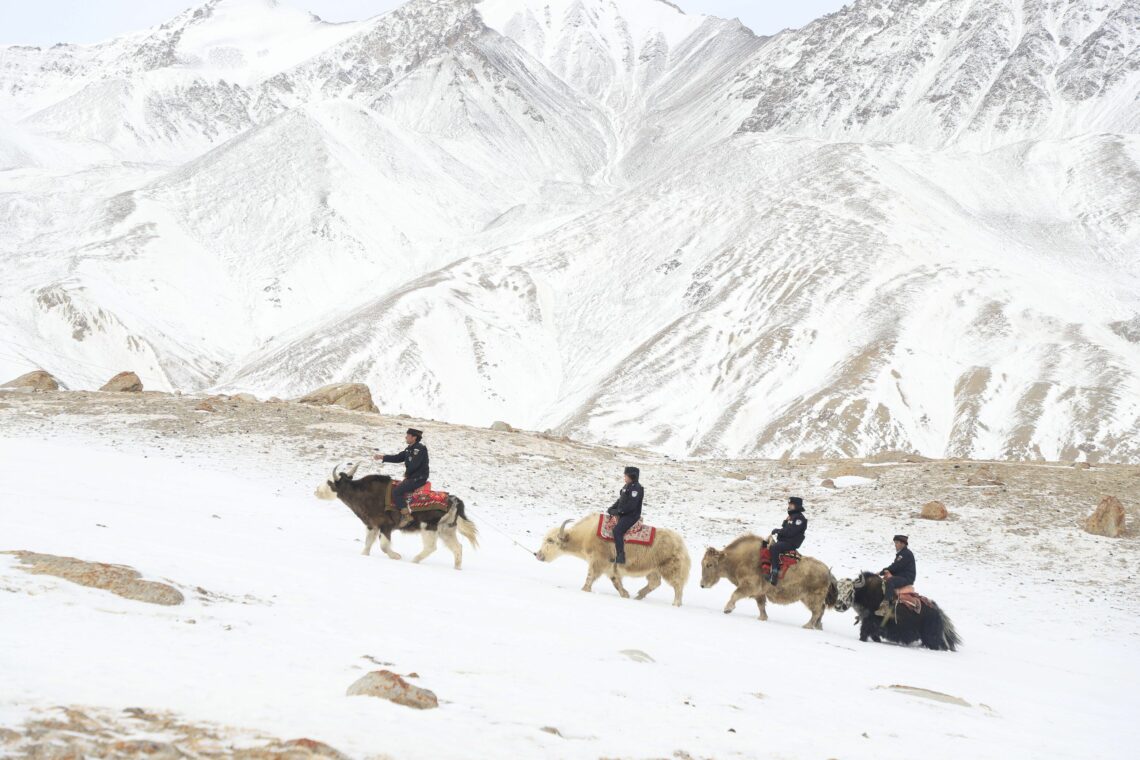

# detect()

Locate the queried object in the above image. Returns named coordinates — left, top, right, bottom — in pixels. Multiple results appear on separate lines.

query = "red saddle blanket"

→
left=894, top=587, right=934, bottom=614
left=596, top=514, right=656, bottom=546
left=392, top=480, right=450, bottom=511
left=759, top=547, right=801, bottom=580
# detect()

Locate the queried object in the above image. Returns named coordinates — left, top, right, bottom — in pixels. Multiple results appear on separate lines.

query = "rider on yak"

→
left=767, top=496, right=808, bottom=585
left=877, top=534, right=917, bottom=619
left=374, top=427, right=429, bottom=527
left=606, top=466, right=644, bottom=565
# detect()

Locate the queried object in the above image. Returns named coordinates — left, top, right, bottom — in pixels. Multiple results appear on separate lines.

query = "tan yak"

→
left=700, top=535, right=838, bottom=629
left=535, top=516, right=690, bottom=607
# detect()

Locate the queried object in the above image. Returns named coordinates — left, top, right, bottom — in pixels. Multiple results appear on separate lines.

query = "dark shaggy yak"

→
left=832, top=572, right=961, bottom=651
left=315, top=462, right=478, bottom=569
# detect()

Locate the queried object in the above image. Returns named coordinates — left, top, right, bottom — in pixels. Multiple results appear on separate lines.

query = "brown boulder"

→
left=1073, top=462, right=1092, bottom=470
left=346, top=670, right=438, bottom=709
left=820, top=478, right=837, bottom=489
left=4, top=551, right=183, bottom=605
left=100, top=371, right=143, bottom=392
left=490, top=420, right=514, bottom=432
left=296, top=383, right=378, bottom=413
left=1084, top=496, right=1126, bottom=538
left=1, top=369, right=62, bottom=391
left=920, top=501, right=949, bottom=520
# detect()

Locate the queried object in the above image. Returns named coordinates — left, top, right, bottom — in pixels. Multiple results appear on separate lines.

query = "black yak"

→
left=315, top=462, right=478, bottom=569
left=833, top=572, right=961, bottom=651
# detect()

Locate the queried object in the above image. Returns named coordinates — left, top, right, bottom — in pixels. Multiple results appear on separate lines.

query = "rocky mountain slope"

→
left=1, top=0, right=1137, bottom=460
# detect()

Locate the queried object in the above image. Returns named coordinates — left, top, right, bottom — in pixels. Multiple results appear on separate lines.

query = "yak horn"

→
left=345, top=461, right=361, bottom=478
left=331, top=464, right=341, bottom=480
left=558, top=519, right=573, bottom=539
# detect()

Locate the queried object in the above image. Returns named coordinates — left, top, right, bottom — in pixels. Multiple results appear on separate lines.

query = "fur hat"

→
left=788, top=496, right=804, bottom=509
left=623, top=466, right=640, bottom=480
left=406, top=428, right=423, bottom=439
left=893, top=534, right=908, bottom=544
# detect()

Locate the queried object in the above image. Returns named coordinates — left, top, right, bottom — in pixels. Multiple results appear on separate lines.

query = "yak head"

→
left=699, top=547, right=726, bottom=588
left=832, top=577, right=856, bottom=611
left=314, top=462, right=361, bottom=500
left=845, top=572, right=884, bottom=610
left=535, top=519, right=574, bottom=562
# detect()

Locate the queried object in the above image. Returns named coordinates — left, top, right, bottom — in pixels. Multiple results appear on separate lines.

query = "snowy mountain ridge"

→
left=1, top=0, right=1138, bottom=461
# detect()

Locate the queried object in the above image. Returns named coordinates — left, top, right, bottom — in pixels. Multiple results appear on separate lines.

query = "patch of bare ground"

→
left=0, top=706, right=359, bottom=759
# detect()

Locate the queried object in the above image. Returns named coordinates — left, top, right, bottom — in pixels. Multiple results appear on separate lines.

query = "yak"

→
left=315, top=462, right=478, bottom=569
left=833, top=572, right=961, bottom=651
left=700, top=535, right=838, bottom=629
left=535, top=515, right=690, bottom=607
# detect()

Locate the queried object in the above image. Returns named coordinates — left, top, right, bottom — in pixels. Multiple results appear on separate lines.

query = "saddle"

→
left=759, top=547, right=801, bottom=580
left=894, top=587, right=933, bottom=614
left=387, top=480, right=450, bottom=512
left=596, top=514, right=656, bottom=546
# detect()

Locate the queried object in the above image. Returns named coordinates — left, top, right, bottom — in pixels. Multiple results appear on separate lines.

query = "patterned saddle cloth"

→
left=759, top=547, right=801, bottom=580
left=390, top=480, right=450, bottom=511
left=893, top=586, right=934, bottom=614
left=596, top=514, right=656, bottom=546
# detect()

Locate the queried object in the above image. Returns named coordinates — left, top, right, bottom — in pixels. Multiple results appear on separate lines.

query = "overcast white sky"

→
left=0, top=1, right=851, bottom=46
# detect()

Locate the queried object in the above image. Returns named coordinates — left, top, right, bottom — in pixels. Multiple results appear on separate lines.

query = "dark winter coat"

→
left=882, top=547, right=916, bottom=585
left=608, top=482, right=644, bottom=518
left=772, top=507, right=807, bottom=549
left=382, top=442, right=429, bottom=481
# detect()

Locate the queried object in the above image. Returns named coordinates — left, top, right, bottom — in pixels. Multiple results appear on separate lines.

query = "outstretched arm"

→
left=379, top=450, right=408, bottom=464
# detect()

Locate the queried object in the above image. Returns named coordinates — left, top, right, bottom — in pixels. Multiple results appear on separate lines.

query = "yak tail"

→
left=449, top=497, right=480, bottom=549
left=825, top=571, right=839, bottom=608
left=939, top=609, right=962, bottom=652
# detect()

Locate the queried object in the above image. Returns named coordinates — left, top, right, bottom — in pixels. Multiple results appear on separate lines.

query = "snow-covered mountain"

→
left=738, top=0, right=1140, bottom=147
left=1, top=0, right=1138, bottom=461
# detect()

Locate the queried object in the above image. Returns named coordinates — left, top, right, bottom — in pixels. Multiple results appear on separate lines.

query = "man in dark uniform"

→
left=767, top=496, right=808, bottom=585
left=878, top=534, right=916, bottom=618
left=607, top=466, right=644, bottom=565
left=373, top=428, right=429, bottom=527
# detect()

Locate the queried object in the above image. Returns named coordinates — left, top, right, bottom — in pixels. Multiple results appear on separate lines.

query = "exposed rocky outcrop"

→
left=296, top=383, right=378, bottom=413
left=4, top=551, right=183, bottom=605
left=346, top=670, right=438, bottom=709
left=0, top=706, right=350, bottom=759
left=1, top=369, right=62, bottom=391
left=100, top=371, right=143, bottom=392
left=1084, top=496, right=1126, bottom=538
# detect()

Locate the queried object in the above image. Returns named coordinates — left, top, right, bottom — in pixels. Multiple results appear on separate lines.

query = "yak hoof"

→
left=387, top=552, right=402, bottom=560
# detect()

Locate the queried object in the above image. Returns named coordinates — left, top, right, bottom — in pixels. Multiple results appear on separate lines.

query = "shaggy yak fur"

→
left=832, top=571, right=961, bottom=651
left=315, top=462, right=478, bottom=569
left=700, top=535, right=838, bottom=629
left=535, top=515, right=691, bottom=607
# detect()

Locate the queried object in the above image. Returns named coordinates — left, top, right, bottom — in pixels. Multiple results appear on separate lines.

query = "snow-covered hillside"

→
left=1, top=392, right=1137, bottom=758
left=1, top=0, right=1138, bottom=461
